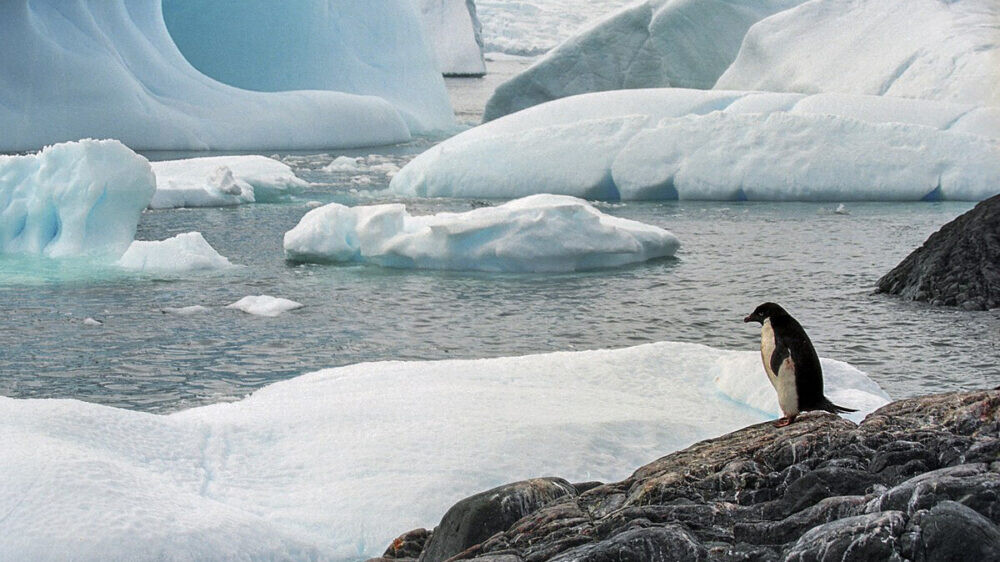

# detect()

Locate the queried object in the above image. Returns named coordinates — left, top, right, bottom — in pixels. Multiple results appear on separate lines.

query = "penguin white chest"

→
left=760, top=319, right=799, bottom=416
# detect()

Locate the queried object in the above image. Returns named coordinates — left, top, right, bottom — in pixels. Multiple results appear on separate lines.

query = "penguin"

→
left=743, top=302, right=856, bottom=427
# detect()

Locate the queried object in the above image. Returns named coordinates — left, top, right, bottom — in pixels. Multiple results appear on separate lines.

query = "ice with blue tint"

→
left=161, top=0, right=455, bottom=134
left=419, top=0, right=486, bottom=76
left=0, top=0, right=426, bottom=151
left=150, top=156, right=308, bottom=209
left=116, top=232, right=235, bottom=274
left=0, top=342, right=889, bottom=561
left=392, top=89, right=1000, bottom=202
left=283, top=194, right=680, bottom=272
left=0, top=140, right=154, bottom=258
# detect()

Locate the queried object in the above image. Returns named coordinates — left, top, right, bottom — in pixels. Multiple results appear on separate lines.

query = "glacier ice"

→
left=226, top=296, right=304, bottom=317
left=283, top=194, right=680, bottom=272
left=0, top=341, right=889, bottom=560
left=0, top=139, right=155, bottom=258
left=0, top=0, right=424, bottom=151
left=476, top=0, right=636, bottom=56
left=392, top=89, right=1000, bottom=201
left=150, top=156, right=308, bottom=209
left=484, top=0, right=804, bottom=120
left=715, top=0, right=1000, bottom=107
left=116, top=232, right=235, bottom=274
left=419, top=0, right=486, bottom=76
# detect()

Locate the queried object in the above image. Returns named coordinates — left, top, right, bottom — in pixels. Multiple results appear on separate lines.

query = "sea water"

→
left=1, top=61, right=997, bottom=413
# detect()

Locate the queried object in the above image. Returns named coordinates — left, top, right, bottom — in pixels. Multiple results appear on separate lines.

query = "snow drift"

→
left=0, top=140, right=155, bottom=258
left=392, top=89, right=1000, bottom=201
left=419, top=0, right=486, bottom=76
left=283, top=194, right=680, bottom=272
left=0, top=1, right=433, bottom=151
left=484, top=0, right=804, bottom=120
left=715, top=0, right=1000, bottom=107
left=0, top=342, right=889, bottom=560
left=150, top=156, right=308, bottom=209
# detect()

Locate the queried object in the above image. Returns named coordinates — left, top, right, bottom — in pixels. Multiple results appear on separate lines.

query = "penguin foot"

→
left=774, top=415, right=797, bottom=427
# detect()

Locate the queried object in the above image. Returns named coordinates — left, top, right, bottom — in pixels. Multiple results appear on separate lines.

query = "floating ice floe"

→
left=162, top=305, right=211, bottom=316
left=82, top=318, right=103, bottom=327
left=419, top=0, right=486, bottom=76
left=392, top=89, right=1000, bottom=202
left=226, top=296, right=304, bottom=317
left=117, top=232, right=234, bottom=274
left=150, top=156, right=308, bottom=209
left=0, top=139, right=155, bottom=258
left=484, top=0, right=804, bottom=120
left=283, top=194, right=680, bottom=272
left=0, top=341, right=889, bottom=560
left=0, top=0, right=438, bottom=151
left=716, top=0, right=1000, bottom=108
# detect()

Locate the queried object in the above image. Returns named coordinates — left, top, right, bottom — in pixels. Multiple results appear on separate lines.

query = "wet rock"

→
left=876, top=193, right=1000, bottom=310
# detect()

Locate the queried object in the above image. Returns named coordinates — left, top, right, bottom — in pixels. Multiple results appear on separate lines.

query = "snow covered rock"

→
left=162, top=0, right=455, bottom=134
left=150, top=156, right=308, bottom=209
left=283, top=194, right=680, bottom=272
left=484, top=0, right=804, bottom=121
left=117, top=232, right=235, bottom=273
left=393, top=89, right=1000, bottom=202
left=0, top=342, right=889, bottom=560
left=715, top=0, right=1000, bottom=107
left=0, top=0, right=417, bottom=151
left=0, top=139, right=155, bottom=258
left=226, top=296, right=303, bottom=317
left=420, top=0, right=486, bottom=76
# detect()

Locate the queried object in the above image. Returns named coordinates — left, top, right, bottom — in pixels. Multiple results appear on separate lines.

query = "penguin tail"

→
left=820, top=397, right=857, bottom=414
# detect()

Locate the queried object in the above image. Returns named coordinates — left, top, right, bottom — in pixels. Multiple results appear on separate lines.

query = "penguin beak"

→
left=743, top=314, right=754, bottom=323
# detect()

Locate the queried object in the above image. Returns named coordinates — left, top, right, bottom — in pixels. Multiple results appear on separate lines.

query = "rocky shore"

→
left=877, top=194, right=1000, bottom=310
left=372, top=390, right=1000, bottom=562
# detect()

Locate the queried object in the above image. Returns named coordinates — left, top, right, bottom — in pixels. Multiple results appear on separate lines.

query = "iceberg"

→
left=226, top=296, right=304, bottom=317
left=392, top=89, right=1000, bottom=201
left=0, top=342, right=890, bottom=560
left=150, top=156, right=308, bottom=209
left=715, top=0, right=1000, bottom=107
left=116, top=232, right=235, bottom=273
left=484, top=0, right=804, bottom=120
left=419, top=0, right=486, bottom=76
left=161, top=0, right=455, bottom=134
left=283, top=194, right=680, bottom=272
left=476, top=0, right=636, bottom=56
left=0, top=1, right=422, bottom=151
left=0, top=139, right=155, bottom=258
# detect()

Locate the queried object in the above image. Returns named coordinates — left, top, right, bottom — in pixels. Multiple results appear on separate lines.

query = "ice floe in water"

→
left=283, top=194, right=679, bottom=272
left=0, top=342, right=889, bottom=560
left=161, top=305, right=211, bottom=316
left=117, top=232, right=234, bottom=274
left=392, top=89, right=1000, bottom=201
left=149, top=155, right=308, bottom=209
left=226, top=296, right=304, bottom=317
left=0, top=139, right=155, bottom=258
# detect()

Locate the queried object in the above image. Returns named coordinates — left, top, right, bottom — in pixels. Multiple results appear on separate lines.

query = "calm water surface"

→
left=1, top=62, right=997, bottom=412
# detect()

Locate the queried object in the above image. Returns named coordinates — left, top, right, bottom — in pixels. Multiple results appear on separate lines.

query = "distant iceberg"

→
left=392, top=89, right=1000, bottom=201
left=283, top=194, right=680, bottom=272
left=117, top=232, right=235, bottom=274
left=150, top=156, right=308, bottom=209
left=0, top=341, right=889, bottom=560
left=0, top=140, right=154, bottom=258
left=419, top=0, right=486, bottom=76
left=0, top=1, right=446, bottom=151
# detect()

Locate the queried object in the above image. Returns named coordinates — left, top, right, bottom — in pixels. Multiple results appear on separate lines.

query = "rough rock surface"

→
left=877, top=194, right=1000, bottom=310
left=375, top=390, right=1000, bottom=562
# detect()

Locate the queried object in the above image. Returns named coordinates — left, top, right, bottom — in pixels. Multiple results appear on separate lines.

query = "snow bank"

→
left=715, top=0, right=1000, bottom=107
left=0, top=342, right=889, bottom=560
left=150, top=156, right=308, bottom=209
left=393, top=89, right=1000, bottom=201
left=484, top=0, right=803, bottom=120
left=162, top=0, right=454, bottom=134
left=117, top=232, right=234, bottom=273
left=420, top=0, right=486, bottom=76
left=0, top=139, right=154, bottom=258
left=0, top=1, right=416, bottom=151
left=477, top=0, right=635, bottom=56
left=226, top=296, right=303, bottom=317
left=283, top=195, right=679, bottom=272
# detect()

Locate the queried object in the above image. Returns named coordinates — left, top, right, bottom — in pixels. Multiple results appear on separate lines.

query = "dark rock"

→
left=418, top=478, right=576, bottom=562
left=876, top=193, right=1000, bottom=310
left=781, top=511, right=908, bottom=561
left=910, top=501, right=1000, bottom=561
left=383, top=528, right=432, bottom=559
left=547, top=525, right=707, bottom=562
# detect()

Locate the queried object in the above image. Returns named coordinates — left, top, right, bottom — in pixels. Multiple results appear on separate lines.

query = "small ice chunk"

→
left=150, top=156, right=308, bottom=209
left=162, top=305, right=211, bottom=316
left=83, top=318, right=102, bottom=326
left=322, top=156, right=364, bottom=173
left=226, top=296, right=303, bottom=317
left=305, top=201, right=324, bottom=209
left=835, top=204, right=849, bottom=215
left=117, top=232, right=234, bottom=273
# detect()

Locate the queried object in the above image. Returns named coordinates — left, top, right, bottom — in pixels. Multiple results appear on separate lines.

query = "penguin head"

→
left=743, top=302, right=789, bottom=324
